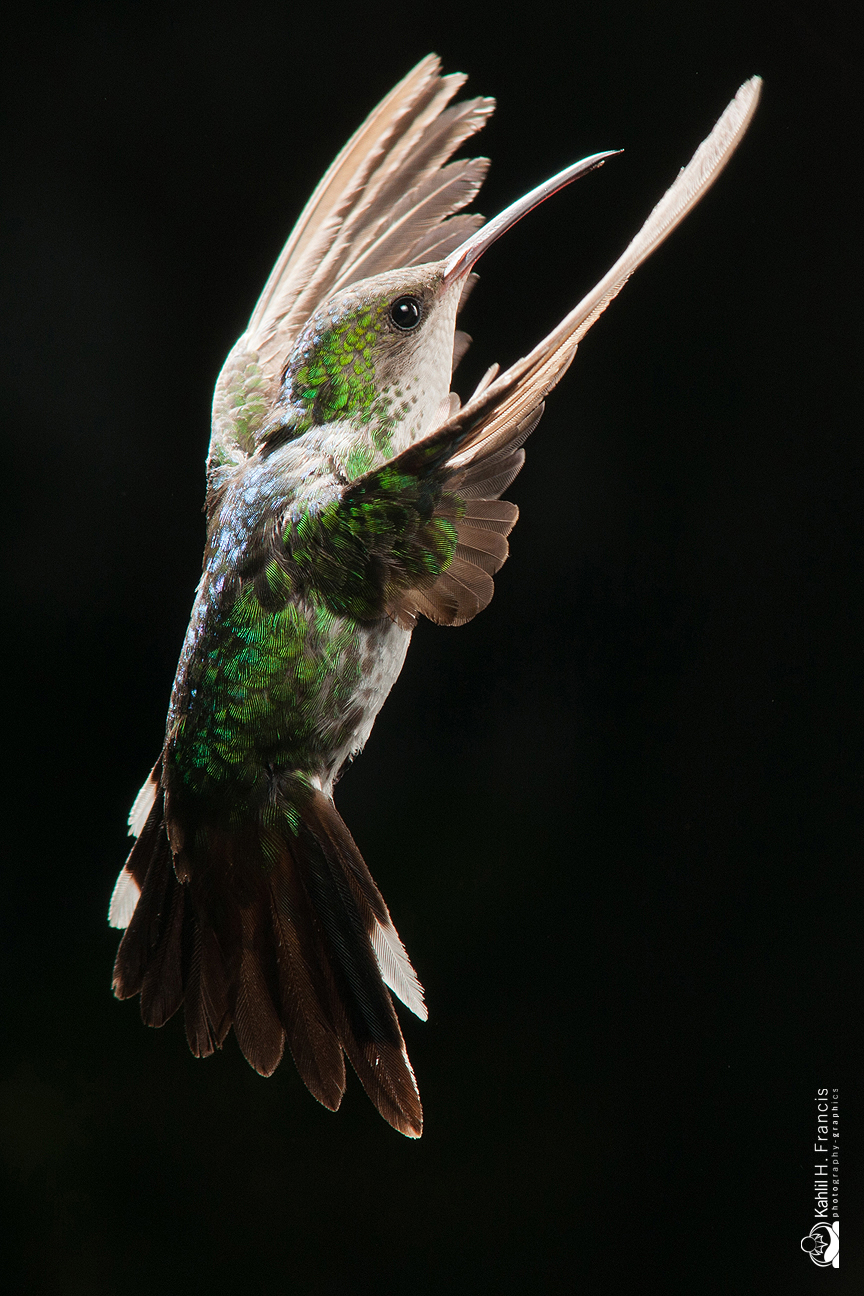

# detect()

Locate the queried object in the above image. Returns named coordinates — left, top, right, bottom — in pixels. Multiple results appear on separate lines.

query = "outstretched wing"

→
left=345, top=76, right=763, bottom=627
left=258, top=78, right=761, bottom=632
left=209, top=55, right=494, bottom=476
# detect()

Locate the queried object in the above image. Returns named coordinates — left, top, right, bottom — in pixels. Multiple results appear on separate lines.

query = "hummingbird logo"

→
left=108, top=56, right=761, bottom=1136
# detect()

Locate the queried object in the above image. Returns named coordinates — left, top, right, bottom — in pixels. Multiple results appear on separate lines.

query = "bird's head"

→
left=275, top=150, right=617, bottom=452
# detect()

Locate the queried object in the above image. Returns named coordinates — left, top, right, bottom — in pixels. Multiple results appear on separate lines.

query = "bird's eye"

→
left=389, top=296, right=422, bottom=331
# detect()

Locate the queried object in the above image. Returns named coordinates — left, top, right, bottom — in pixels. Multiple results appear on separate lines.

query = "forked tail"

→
left=110, top=770, right=425, bottom=1137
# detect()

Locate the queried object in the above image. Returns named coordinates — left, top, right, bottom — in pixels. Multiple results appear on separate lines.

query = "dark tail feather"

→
left=297, top=793, right=424, bottom=1133
left=288, top=791, right=423, bottom=1136
left=112, top=800, right=175, bottom=1002
left=233, top=901, right=286, bottom=1077
left=112, top=778, right=424, bottom=1137
left=139, top=875, right=185, bottom=1028
left=267, top=848, right=347, bottom=1110
left=184, top=919, right=232, bottom=1059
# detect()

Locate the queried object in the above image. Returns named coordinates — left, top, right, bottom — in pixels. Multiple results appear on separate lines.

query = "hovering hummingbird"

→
left=109, top=57, right=761, bottom=1136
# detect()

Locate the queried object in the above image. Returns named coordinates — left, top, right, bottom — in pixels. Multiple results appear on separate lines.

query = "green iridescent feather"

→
left=261, top=300, right=419, bottom=468
left=172, top=588, right=364, bottom=798
left=171, top=459, right=464, bottom=800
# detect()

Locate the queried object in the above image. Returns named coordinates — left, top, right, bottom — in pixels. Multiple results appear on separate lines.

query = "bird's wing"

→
left=255, top=78, right=760, bottom=630
left=345, top=76, right=763, bottom=626
left=209, top=55, right=494, bottom=476
left=443, top=76, right=764, bottom=478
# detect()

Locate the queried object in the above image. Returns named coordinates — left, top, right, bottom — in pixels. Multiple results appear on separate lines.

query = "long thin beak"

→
left=442, top=150, right=621, bottom=286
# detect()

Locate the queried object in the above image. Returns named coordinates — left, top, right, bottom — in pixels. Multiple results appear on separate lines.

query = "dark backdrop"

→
left=2, top=2, right=859, bottom=1293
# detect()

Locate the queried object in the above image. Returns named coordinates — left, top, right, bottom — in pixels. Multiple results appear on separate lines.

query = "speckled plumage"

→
left=109, top=58, right=761, bottom=1136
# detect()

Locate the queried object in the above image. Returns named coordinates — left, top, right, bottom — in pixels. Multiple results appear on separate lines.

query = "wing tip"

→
left=726, top=74, right=763, bottom=140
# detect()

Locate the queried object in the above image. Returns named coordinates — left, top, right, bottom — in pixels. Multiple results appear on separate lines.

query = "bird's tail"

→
left=110, top=767, right=425, bottom=1137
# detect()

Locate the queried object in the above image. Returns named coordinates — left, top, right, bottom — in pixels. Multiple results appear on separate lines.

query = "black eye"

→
left=389, top=295, right=422, bottom=331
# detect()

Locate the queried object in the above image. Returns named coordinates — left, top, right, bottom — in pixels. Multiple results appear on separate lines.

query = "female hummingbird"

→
left=109, top=57, right=761, bottom=1136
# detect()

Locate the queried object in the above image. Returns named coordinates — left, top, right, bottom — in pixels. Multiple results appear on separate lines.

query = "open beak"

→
left=442, top=150, right=621, bottom=287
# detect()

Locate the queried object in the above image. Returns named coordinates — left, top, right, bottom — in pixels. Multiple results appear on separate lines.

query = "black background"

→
left=1, top=2, right=860, bottom=1292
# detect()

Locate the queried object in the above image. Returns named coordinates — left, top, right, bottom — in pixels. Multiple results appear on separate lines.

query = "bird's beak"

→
left=442, top=150, right=621, bottom=287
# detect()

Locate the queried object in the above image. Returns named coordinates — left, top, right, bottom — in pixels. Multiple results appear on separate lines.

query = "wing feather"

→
left=444, top=76, right=763, bottom=481
left=209, top=57, right=494, bottom=475
left=357, top=78, right=762, bottom=627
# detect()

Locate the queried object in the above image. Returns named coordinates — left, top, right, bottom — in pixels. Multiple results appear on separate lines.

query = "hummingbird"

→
left=109, top=57, right=761, bottom=1137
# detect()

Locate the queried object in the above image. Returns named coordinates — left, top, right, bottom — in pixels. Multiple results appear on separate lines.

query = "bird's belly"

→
left=169, top=585, right=412, bottom=799
left=318, top=618, right=411, bottom=793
